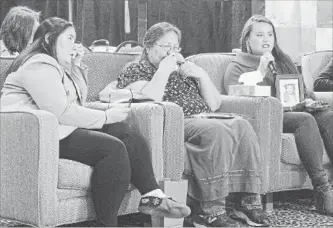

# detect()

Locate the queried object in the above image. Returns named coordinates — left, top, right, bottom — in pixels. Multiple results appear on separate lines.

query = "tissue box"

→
left=228, top=85, right=271, bottom=97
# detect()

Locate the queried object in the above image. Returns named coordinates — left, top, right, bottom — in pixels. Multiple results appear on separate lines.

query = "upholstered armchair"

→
left=186, top=53, right=333, bottom=211
left=301, top=50, right=333, bottom=110
left=0, top=53, right=185, bottom=226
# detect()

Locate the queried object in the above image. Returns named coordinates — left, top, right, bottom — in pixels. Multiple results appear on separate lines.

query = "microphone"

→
left=268, top=61, right=277, bottom=76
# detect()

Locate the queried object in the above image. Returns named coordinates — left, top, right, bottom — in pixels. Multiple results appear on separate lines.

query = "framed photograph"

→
left=275, top=74, right=304, bottom=110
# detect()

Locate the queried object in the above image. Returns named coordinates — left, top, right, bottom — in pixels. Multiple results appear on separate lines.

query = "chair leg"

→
left=263, top=193, right=274, bottom=212
left=149, top=179, right=188, bottom=227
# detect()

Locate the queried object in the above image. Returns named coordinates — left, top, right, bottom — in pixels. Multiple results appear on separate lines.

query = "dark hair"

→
left=240, top=14, right=298, bottom=74
left=141, top=22, right=181, bottom=59
left=0, top=6, right=40, bottom=54
left=8, top=17, right=74, bottom=74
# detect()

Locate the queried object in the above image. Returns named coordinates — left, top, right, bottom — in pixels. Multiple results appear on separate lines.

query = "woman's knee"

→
left=96, top=135, right=130, bottom=165
left=297, top=112, right=318, bottom=128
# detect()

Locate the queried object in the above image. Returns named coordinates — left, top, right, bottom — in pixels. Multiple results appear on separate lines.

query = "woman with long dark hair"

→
left=1, top=17, right=190, bottom=226
left=0, top=6, right=40, bottom=56
left=224, top=14, right=333, bottom=216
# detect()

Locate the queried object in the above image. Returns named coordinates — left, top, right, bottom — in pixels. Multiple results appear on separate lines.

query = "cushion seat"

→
left=280, top=133, right=330, bottom=166
left=58, top=158, right=136, bottom=191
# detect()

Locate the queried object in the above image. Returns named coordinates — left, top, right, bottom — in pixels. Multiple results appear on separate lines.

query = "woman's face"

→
left=247, top=22, right=275, bottom=56
left=147, top=31, right=179, bottom=66
left=286, top=85, right=295, bottom=94
left=55, top=26, right=76, bottom=68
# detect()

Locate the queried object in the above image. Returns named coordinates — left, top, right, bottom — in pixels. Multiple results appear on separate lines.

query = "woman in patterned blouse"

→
left=115, top=22, right=269, bottom=227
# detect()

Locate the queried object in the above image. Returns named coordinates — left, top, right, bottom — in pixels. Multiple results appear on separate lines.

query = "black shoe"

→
left=314, top=183, right=333, bottom=216
left=193, top=212, right=241, bottom=227
left=230, top=205, right=270, bottom=227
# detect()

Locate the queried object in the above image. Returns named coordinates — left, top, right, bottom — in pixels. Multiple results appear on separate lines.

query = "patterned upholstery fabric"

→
left=301, top=50, right=333, bottom=92
left=301, top=50, right=333, bottom=110
left=81, top=52, right=140, bottom=102
left=0, top=57, right=14, bottom=89
left=281, top=133, right=330, bottom=166
left=58, top=159, right=93, bottom=190
left=186, top=53, right=236, bottom=94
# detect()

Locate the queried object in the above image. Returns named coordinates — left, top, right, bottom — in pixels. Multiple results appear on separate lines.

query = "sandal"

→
left=138, top=196, right=191, bottom=218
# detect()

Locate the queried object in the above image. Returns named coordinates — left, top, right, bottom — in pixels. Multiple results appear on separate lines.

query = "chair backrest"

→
left=185, top=53, right=236, bottom=94
left=81, top=52, right=141, bottom=102
left=301, top=50, right=333, bottom=92
left=0, top=57, right=14, bottom=91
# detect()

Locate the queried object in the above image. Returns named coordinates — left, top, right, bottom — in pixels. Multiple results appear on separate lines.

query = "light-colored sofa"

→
left=186, top=53, right=333, bottom=210
left=0, top=53, right=185, bottom=227
left=301, top=50, right=333, bottom=110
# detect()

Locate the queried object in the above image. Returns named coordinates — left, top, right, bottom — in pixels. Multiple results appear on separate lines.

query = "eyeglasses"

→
left=156, top=43, right=181, bottom=53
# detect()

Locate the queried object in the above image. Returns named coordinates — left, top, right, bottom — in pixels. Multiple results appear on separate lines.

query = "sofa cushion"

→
left=186, top=53, right=235, bottom=95
left=81, top=52, right=140, bottom=102
left=58, top=158, right=137, bottom=191
left=280, top=133, right=330, bottom=165
left=58, top=159, right=93, bottom=190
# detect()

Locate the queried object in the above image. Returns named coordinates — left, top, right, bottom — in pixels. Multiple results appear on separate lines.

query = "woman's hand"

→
left=179, top=62, right=208, bottom=79
left=104, top=107, right=130, bottom=124
left=289, top=100, right=306, bottom=112
left=257, top=52, right=275, bottom=76
left=158, top=53, right=178, bottom=75
left=304, top=98, right=315, bottom=107
left=72, top=43, right=84, bottom=66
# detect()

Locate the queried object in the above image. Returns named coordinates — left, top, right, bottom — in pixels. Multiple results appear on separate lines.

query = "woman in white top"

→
left=1, top=17, right=190, bottom=226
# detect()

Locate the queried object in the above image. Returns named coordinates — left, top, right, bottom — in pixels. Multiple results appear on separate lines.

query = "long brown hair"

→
left=0, top=6, right=40, bottom=54
left=240, top=14, right=298, bottom=74
left=8, top=17, right=73, bottom=74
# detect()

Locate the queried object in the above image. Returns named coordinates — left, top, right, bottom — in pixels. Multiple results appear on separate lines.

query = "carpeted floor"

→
left=2, top=190, right=333, bottom=227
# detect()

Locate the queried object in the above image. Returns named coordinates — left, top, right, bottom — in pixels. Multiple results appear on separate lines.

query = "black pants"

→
left=283, top=110, right=333, bottom=187
left=59, top=122, right=160, bottom=226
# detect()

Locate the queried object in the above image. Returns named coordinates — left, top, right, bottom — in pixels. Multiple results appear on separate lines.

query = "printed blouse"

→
left=117, top=59, right=211, bottom=116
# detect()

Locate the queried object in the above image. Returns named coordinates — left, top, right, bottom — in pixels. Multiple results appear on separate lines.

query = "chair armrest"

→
left=85, top=101, right=184, bottom=180
left=0, top=110, right=59, bottom=226
left=153, top=102, right=185, bottom=180
left=216, top=95, right=283, bottom=192
left=314, top=92, right=333, bottom=111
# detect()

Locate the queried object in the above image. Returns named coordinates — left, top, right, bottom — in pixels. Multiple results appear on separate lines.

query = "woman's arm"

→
left=22, top=62, right=106, bottom=129
left=180, top=62, right=222, bottom=111
left=125, top=69, right=170, bottom=101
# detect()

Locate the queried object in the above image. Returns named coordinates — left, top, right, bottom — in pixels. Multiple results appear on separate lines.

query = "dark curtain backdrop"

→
left=0, top=0, right=265, bottom=57
left=0, top=0, right=69, bottom=23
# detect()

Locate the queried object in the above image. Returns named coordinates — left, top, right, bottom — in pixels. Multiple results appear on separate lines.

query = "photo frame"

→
left=275, top=74, right=305, bottom=110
